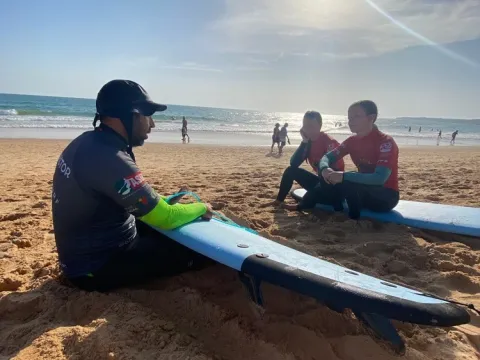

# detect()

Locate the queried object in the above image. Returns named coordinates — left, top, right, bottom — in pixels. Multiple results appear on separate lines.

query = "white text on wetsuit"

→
left=57, top=156, right=71, bottom=179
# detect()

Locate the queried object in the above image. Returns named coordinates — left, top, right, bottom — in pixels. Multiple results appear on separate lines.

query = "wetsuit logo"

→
left=380, top=142, right=392, bottom=153
left=115, top=172, right=146, bottom=196
left=57, top=156, right=71, bottom=179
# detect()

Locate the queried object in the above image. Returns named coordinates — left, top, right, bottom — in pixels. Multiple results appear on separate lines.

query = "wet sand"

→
left=0, top=139, right=479, bottom=360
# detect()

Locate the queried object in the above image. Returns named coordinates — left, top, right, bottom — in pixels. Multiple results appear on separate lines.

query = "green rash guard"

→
left=140, top=197, right=207, bottom=231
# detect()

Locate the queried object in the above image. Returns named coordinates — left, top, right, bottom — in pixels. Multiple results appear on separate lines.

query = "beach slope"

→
left=0, top=139, right=479, bottom=360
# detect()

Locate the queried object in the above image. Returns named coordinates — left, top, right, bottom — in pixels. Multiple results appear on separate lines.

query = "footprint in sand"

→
left=2, top=198, right=22, bottom=203
left=251, top=219, right=271, bottom=230
left=0, top=275, right=24, bottom=291
left=271, top=227, right=298, bottom=238
left=324, top=229, right=347, bottom=239
left=12, top=239, right=33, bottom=248
left=425, top=195, right=442, bottom=202
left=225, top=195, right=243, bottom=202
left=432, top=260, right=480, bottom=276
left=0, top=291, right=45, bottom=321
left=257, top=193, right=273, bottom=199
left=441, top=272, right=480, bottom=294
left=32, top=201, right=48, bottom=209
left=0, top=212, right=30, bottom=222
left=455, top=251, right=479, bottom=267
left=210, top=201, right=227, bottom=210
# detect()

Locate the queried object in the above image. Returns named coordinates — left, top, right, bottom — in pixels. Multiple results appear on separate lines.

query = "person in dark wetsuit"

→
left=181, top=116, right=190, bottom=143
left=451, top=130, right=458, bottom=145
left=51, top=79, right=213, bottom=292
left=278, top=123, right=290, bottom=155
left=303, top=100, right=400, bottom=220
left=271, top=123, right=281, bottom=153
left=266, top=111, right=345, bottom=209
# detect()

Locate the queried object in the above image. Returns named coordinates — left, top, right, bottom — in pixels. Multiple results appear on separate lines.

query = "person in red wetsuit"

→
left=268, top=110, right=344, bottom=209
left=317, top=100, right=400, bottom=219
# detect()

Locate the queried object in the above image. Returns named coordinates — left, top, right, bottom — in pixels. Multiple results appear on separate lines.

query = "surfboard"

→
left=291, top=188, right=480, bottom=237
left=144, top=215, right=471, bottom=352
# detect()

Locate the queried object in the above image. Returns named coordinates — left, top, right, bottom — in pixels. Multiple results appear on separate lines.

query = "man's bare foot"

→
left=281, top=203, right=299, bottom=211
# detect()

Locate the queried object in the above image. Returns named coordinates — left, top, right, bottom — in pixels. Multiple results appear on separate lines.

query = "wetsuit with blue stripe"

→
left=316, top=126, right=400, bottom=219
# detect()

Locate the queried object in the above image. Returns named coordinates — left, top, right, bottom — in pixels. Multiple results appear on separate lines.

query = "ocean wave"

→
left=0, top=109, right=18, bottom=115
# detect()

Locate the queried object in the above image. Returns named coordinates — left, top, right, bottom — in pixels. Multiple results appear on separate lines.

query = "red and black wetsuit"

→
left=276, top=132, right=344, bottom=204
left=317, top=126, right=400, bottom=219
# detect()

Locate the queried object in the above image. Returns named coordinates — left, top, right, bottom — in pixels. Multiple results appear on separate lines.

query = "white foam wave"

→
left=0, top=109, right=18, bottom=115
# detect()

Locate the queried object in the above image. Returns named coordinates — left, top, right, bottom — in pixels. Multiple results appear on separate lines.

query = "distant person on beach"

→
left=283, top=100, right=399, bottom=220
left=419, top=126, right=422, bottom=133
left=265, top=111, right=344, bottom=208
left=437, top=130, right=442, bottom=146
left=408, top=126, right=411, bottom=132
left=181, top=116, right=190, bottom=143
left=451, top=130, right=459, bottom=145
left=278, top=123, right=290, bottom=155
left=271, top=123, right=281, bottom=153
left=51, top=79, right=213, bottom=292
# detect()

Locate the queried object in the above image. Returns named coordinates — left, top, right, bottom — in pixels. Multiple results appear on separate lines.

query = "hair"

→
left=304, top=110, right=322, bottom=125
left=350, top=100, right=378, bottom=122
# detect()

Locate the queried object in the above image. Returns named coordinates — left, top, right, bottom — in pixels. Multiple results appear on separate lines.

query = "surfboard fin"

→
left=238, top=272, right=264, bottom=307
left=353, top=311, right=406, bottom=355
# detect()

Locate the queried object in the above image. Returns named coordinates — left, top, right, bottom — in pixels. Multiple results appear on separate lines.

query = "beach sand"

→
left=0, top=139, right=479, bottom=360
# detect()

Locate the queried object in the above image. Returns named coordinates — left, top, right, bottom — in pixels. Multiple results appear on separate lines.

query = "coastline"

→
left=1, top=127, right=478, bottom=147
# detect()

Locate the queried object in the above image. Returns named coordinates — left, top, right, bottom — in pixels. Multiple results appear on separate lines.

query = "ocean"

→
left=1, top=93, right=479, bottom=146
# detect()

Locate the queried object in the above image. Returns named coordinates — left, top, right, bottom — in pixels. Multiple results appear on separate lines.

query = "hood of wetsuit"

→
left=119, top=112, right=136, bottom=162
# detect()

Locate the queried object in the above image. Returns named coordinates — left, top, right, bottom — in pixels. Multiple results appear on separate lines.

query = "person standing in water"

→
left=284, top=101, right=399, bottom=220
left=451, top=130, right=459, bottom=145
left=278, top=123, right=291, bottom=155
left=436, top=130, right=442, bottom=146
left=271, top=123, right=281, bottom=153
left=181, top=116, right=190, bottom=143
left=265, top=111, right=344, bottom=209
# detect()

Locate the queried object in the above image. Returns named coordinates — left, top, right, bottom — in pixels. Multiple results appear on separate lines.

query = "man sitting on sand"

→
left=265, top=111, right=344, bottom=209
left=51, top=79, right=213, bottom=292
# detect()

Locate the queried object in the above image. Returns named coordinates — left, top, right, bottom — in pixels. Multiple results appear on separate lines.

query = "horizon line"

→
left=0, top=92, right=478, bottom=121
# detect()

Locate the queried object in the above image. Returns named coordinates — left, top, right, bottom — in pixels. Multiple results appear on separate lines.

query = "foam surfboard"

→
left=145, top=216, right=470, bottom=351
left=291, top=188, right=480, bottom=237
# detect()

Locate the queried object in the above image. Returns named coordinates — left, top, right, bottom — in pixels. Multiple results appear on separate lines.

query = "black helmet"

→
left=93, top=79, right=167, bottom=159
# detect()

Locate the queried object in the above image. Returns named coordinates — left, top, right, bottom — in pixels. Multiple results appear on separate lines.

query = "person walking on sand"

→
left=283, top=100, right=400, bottom=220
left=182, top=116, right=190, bottom=143
left=271, top=123, right=281, bottom=153
left=51, top=79, right=214, bottom=292
left=263, top=111, right=344, bottom=208
left=450, top=130, right=458, bottom=145
left=278, top=123, right=291, bottom=155
left=436, top=130, right=442, bottom=146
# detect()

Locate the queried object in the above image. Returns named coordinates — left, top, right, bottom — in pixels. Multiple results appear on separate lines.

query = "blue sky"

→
left=0, top=0, right=479, bottom=118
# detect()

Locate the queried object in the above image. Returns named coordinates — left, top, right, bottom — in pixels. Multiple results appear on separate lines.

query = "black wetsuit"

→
left=51, top=124, right=208, bottom=291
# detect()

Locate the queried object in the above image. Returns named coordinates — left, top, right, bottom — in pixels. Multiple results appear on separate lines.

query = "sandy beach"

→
left=0, top=139, right=479, bottom=360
